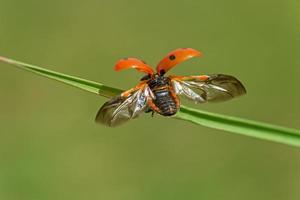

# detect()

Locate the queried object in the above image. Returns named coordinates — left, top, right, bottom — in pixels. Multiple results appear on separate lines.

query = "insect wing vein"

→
left=171, top=74, right=246, bottom=103
left=95, top=84, right=152, bottom=126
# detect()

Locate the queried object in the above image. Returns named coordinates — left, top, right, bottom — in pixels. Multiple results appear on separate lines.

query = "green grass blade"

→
left=177, top=105, right=300, bottom=147
left=1, top=55, right=300, bottom=147
left=0, top=56, right=122, bottom=98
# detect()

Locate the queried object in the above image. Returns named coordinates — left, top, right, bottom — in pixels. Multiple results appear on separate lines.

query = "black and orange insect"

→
left=95, top=48, right=246, bottom=126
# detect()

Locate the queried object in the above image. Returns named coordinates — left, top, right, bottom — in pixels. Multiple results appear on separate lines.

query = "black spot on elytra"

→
left=169, top=55, right=176, bottom=60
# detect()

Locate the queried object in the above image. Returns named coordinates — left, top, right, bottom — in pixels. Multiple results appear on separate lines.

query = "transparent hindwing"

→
left=95, top=84, right=154, bottom=127
left=171, top=74, right=246, bottom=103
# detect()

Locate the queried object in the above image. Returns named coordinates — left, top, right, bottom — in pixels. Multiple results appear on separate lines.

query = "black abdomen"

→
left=147, top=76, right=178, bottom=116
left=153, top=89, right=177, bottom=116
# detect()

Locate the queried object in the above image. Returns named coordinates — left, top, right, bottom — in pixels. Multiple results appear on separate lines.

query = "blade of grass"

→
left=0, top=56, right=122, bottom=98
left=1, top=55, right=300, bottom=147
left=177, top=106, right=300, bottom=147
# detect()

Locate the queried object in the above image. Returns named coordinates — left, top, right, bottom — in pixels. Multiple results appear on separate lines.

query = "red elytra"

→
left=114, top=48, right=202, bottom=75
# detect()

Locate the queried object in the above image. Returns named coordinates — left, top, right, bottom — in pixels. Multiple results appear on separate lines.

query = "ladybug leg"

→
left=144, top=106, right=155, bottom=117
left=147, top=97, right=161, bottom=114
left=151, top=111, right=155, bottom=117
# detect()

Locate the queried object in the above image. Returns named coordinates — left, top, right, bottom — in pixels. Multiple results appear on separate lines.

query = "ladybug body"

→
left=146, top=75, right=178, bottom=116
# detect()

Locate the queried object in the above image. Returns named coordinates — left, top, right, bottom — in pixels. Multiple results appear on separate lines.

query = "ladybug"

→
left=96, top=48, right=246, bottom=126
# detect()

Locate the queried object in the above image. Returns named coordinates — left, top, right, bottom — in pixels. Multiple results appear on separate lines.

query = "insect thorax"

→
left=146, top=75, right=170, bottom=90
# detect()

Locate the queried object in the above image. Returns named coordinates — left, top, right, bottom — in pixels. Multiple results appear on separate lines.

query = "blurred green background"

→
left=1, top=0, right=300, bottom=199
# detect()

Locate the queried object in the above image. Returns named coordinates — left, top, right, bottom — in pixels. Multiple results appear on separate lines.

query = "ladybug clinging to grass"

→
left=96, top=48, right=246, bottom=126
